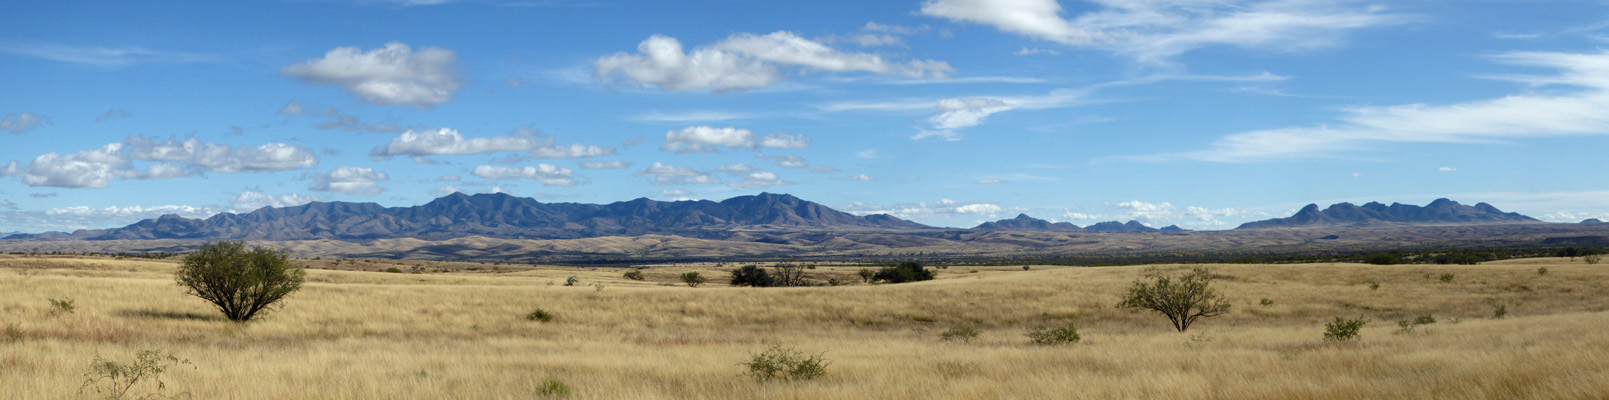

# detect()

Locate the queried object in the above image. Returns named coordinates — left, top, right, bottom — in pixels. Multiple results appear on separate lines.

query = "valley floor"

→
left=3, top=255, right=1609, bottom=399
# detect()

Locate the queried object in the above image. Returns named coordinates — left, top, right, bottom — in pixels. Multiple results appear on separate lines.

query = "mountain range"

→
left=1236, top=198, right=1539, bottom=229
left=970, top=214, right=1186, bottom=232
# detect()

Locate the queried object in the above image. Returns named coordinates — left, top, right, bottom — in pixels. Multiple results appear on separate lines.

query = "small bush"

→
left=680, top=272, right=707, bottom=287
left=49, top=297, right=76, bottom=315
left=938, top=325, right=979, bottom=343
left=175, top=241, right=304, bottom=322
left=564, top=276, right=579, bottom=286
left=526, top=309, right=554, bottom=322
left=1438, top=273, right=1455, bottom=283
left=385, top=267, right=403, bottom=273
left=1022, top=265, right=1031, bottom=271
left=537, top=377, right=571, bottom=397
left=1412, top=314, right=1436, bottom=325
left=856, top=269, right=875, bottom=283
left=1025, top=322, right=1081, bottom=345
left=79, top=350, right=193, bottom=400
left=1367, top=281, right=1380, bottom=290
left=1324, top=316, right=1367, bottom=342
left=1538, top=267, right=1548, bottom=276
left=1259, top=298, right=1274, bottom=306
left=1493, top=303, right=1507, bottom=319
left=623, top=270, right=645, bottom=281
left=730, top=265, right=774, bottom=287
left=1586, top=254, right=1602, bottom=265
left=742, top=345, right=829, bottom=382
left=1396, top=320, right=1417, bottom=334
left=872, top=262, right=934, bottom=284
left=1365, top=254, right=1400, bottom=265
left=2, top=322, right=23, bottom=343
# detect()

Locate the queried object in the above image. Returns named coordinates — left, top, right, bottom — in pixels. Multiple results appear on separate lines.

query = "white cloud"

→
left=661, top=189, right=693, bottom=196
left=1014, top=47, right=1060, bottom=56
left=95, top=109, right=131, bottom=123
left=309, top=166, right=389, bottom=196
left=5, top=137, right=313, bottom=189
left=277, top=101, right=306, bottom=116
left=842, top=198, right=1009, bottom=221
left=281, top=42, right=462, bottom=109
left=660, top=126, right=811, bottom=153
left=728, top=171, right=792, bottom=189
left=840, top=174, right=875, bottom=182
left=229, top=190, right=317, bottom=212
left=977, top=178, right=1005, bottom=184
left=439, top=175, right=461, bottom=181
left=715, top=164, right=758, bottom=174
left=1438, top=166, right=1456, bottom=172
left=371, top=128, right=537, bottom=159
left=920, top=0, right=1404, bottom=64
left=1058, top=200, right=1268, bottom=229
left=593, top=32, right=953, bottom=92
left=430, top=185, right=461, bottom=196
left=773, top=155, right=808, bottom=168
left=1145, top=50, right=1609, bottom=163
left=472, top=164, right=579, bottom=187
left=123, top=137, right=318, bottom=173
left=13, top=145, right=126, bottom=188
left=915, top=88, right=1091, bottom=140
left=856, top=149, right=878, bottom=159
left=580, top=160, right=633, bottom=169
left=1, top=112, right=49, bottom=134
left=0, top=43, right=224, bottom=67
left=631, top=110, right=750, bottom=123
left=529, top=142, right=616, bottom=158
left=635, top=162, right=719, bottom=185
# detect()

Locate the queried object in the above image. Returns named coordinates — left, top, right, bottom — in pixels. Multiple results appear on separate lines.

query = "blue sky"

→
left=2, top=0, right=1608, bottom=232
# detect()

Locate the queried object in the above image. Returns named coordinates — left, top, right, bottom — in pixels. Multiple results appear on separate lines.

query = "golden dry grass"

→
left=4, top=255, right=1609, bottom=399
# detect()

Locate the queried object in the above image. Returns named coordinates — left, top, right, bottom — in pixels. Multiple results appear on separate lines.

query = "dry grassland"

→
left=3, top=254, right=1609, bottom=399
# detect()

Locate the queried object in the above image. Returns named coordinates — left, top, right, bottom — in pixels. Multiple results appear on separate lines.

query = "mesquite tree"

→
left=175, top=241, right=304, bottom=322
left=1117, top=267, right=1230, bottom=332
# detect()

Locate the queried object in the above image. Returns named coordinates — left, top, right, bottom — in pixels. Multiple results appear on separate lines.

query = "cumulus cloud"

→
left=635, top=162, right=719, bottom=185
left=579, top=160, right=633, bottom=169
left=1, top=112, right=49, bottom=134
left=661, top=189, right=693, bottom=197
left=1143, top=50, right=1609, bottom=163
left=728, top=171, right=791, bottom=188
left=715, top=164, right=758, bottom=174
left=773, top=155, right=808, bottom=168
left=593, top=32, right=953, bottom=92
left=919, top=0, right=1403, bottom=64
left=229, top=190, right=317, bottom=212
left=3, top=137, right=314, bottom=189
left=841, top=198, right=1008, bottom=222
left=839, top=174, right=875, bottom=182
left=123, top=137, right=318, bottom=173
left=281, top=42, right=462, bottom=109
left=1058, top=200, right=1270, bottom=229
left=95, top=109, right=131, bottom=122
left=472, top=164, right=579, bottom=186
left=0, top=204, right=220, bottom=232
left=371, top=128, right=616, bottom=161
left=308, top=166, right=388, bottom=196
left=660, top=126, right=812, bottom=153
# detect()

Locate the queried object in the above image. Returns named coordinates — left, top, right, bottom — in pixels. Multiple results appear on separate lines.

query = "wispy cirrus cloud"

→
left=0, top=43, right=225, bottom=67
left=593, top=31, right=953, bottom=92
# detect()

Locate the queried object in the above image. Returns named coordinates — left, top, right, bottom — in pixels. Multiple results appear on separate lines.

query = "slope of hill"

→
left=5, top=192, right=931, bottom=241
left=972, top=214, right=1083, bottom=232
left=1237, top=199, right=1540, bottom=229
left=1084, top=220, right=1158, bottom=232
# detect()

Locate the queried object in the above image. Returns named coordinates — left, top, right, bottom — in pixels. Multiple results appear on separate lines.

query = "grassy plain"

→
left=3, top=254, right=1609, bottom=399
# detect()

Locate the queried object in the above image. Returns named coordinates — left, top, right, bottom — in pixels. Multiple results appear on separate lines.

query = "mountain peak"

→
left=1238, top=199, right=1538, bottom=229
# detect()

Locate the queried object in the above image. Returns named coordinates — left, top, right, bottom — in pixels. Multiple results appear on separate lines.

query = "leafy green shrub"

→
left=49, top=297, right=76, bottom=315
left=537, top=378, right=571, bottom=397
left=564, top=276, right=579, bottom=286
left=872, top=262, right=934, bottom=284
left=623, top=270, right=645, bottom=281
left=1493, top=303, right=1507, bottom=319
left=1365, top=254, right=1400, bottom=265
left=175, top=241, right=304, bottom=322
left=526, top=309, right=554, bottom=323
left=1323, top=316, right=1367, bottom=342
left=1438, top=273, right=1455, bottom=283
left=1367, top=281, right=1380, bottom=290
left=729, top=265, right=774, bottom=287
left=1022, top=265, right=1031, bottom=271
left=680, top=271, right=707, bottom=287
left=742, top=345, right=828, bottom=382
left=1259, top=298, right=1274, bottom=306
left=1538, top=267, right=1548, bottom=276
left=79, top=350, right=193, bottom=400
left=856, top=269, right=875, bottom=283
left=1117, top=267, right=1230, bottom=332
left=938, top=325, right=979, bottom=343
left=1025, top=322, right=1080, bottom=345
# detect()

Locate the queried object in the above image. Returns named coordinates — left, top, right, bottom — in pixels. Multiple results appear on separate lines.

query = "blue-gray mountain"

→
left=970, top=214, right=1187, bottom=232
left=1236, top=198, right=1539, bottom=229
left=5, top=192, right=930, bottom=241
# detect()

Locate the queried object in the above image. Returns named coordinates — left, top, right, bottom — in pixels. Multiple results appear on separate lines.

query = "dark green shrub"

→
left=174, top=241, right=304, bottom=322
left=623, top=270, right=645, bottom=281
left=1538, top=267, right=1548, bottom=276
left=1022, top=265, right=1030, bottom=271
left=1367, top=281, right=1380, bottom=290
left=1117, top=267, right=1230, bottom=332
left=1259, top=298, right=1274, bottom=306
left=1025, top=322, right=1080, bottom=345
left=564, top=276, right=579, bottom=286
left=1324, top=316, right=1367, bottom=342
left=1438, top=273, right=1455, bottom=283
left=49, top=297, right=76, bottom=315
left=680, top=272, right=707, bottom=287
left=526, top=309, right=554, bottom=322
left=1365, top=254, right=1400, bottom=265
left=872, top=262, right=934, bottom=284
left=938, top=325, right=979, bottom=343
left=1412, top=314, right=1436, bottom=325
left=730, top=265, right=774, bottom=287
left=856, top=269, right=874, bottom=283
left=537, top=377, right=571, bottom=397
left=1493, top=303, right=1507, bottom=319
left=742, top=345, right=828, bottom=382
left=385, top=267, right=403, bottom=273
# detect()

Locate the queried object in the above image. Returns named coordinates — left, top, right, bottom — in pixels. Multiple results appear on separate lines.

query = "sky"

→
left=2, top=0, right=1609, bottom=233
